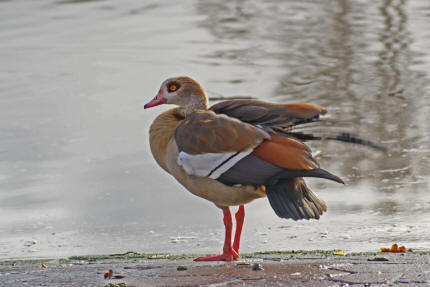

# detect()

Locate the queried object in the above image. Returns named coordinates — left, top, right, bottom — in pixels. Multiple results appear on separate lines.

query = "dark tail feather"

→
left=266, top=178, right=327, bottom=220
left=289, top=131, right=387, bottom=152
left=277, top=168, right=344, bottom=184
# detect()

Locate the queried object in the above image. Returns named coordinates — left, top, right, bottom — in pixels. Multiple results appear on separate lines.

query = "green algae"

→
left=0, top=259, right=55, bottom=266
left=68, top=251, right=198, bottom=261
left=253, top=249, right=343, bottom=256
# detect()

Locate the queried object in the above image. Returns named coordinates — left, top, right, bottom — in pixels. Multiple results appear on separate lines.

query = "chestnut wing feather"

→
left=217, top=136, right=343, bottom=186
left=175, top=110, right=269, bottom=155
left=252, top=136, right=318, bottom=170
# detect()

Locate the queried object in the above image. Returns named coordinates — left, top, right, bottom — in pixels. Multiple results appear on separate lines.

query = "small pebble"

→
left=251, top=263, right=263, bottom=271
left=104, top=283, right=127, bottom=287
left=25, top=240, right=37, bottom=247
left=177, top=265, right=188, bottom=271
left=368, top=257, right=389, bottom=262
left=341, top=234, right=351, bottom=240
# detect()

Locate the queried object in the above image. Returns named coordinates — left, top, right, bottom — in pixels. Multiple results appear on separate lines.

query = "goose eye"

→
left=168, top=82, right=180, bottom=92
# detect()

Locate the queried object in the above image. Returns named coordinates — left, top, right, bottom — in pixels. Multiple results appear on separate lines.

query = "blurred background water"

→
left=0, top=0, right=429, bottom=259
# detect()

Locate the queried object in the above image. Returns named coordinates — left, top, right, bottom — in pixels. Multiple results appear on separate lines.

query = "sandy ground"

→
left=1, top=251, right=429, bottom=287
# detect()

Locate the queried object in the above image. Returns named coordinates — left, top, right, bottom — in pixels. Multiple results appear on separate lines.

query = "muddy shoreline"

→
left=2, top=250, right=429, bottom=286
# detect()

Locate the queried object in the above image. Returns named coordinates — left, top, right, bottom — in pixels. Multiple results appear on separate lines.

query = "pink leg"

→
left=232, top=205, right=245, bottom=260
left=194, top=207, right=235, bottom=261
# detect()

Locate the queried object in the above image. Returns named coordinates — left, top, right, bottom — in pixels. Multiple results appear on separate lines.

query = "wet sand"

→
left=2, top=251, right=429, bottom=286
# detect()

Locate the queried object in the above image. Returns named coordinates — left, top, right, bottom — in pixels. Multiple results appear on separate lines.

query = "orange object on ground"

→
left=104, top=269, right=113, bottom=279
left=381, top=243, right=406, bottom=253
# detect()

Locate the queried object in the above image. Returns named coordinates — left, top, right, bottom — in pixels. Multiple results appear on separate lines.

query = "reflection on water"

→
left=0, top=0, right=429, bottom=259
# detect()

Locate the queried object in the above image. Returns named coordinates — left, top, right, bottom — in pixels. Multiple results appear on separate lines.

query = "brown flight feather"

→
left=210, top=100, right=326, bottom=128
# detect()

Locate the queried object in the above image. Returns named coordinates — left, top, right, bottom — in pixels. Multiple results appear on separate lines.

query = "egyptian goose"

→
left=145, top=76, right=380, bottom=261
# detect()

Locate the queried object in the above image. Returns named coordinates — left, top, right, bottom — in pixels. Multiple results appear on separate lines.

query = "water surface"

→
left=0, top=0, right=429, bottom=259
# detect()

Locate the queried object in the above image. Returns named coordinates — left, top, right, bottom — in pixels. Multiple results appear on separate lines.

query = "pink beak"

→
left=144, top=90, right=167, bottom=109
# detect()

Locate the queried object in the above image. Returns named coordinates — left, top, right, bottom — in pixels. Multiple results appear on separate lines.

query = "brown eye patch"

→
left=168, top=82, right=180, bottom=92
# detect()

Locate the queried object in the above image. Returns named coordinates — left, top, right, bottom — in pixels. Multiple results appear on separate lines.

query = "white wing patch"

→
left=178, top=150, right=252, bottom=179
